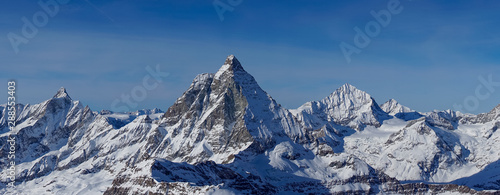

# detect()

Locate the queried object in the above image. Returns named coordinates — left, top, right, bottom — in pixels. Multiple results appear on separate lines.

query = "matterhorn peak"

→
left=215, top=55, right=247, bottom=79
left=224, top=54, right=243, bottom=70
left=53, top=87, right=71, bottom=99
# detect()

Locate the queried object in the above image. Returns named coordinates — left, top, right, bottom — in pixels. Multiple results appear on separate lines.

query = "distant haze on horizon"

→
left=1, top=0, right=499, bottom=114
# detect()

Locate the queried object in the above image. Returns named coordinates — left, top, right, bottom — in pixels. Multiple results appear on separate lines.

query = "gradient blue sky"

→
left=1, top=0, right=500, bottom=114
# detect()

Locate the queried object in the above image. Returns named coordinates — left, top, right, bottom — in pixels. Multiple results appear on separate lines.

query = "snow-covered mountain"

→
left=154, top=55, right=304, bottom=164
left=291, top=83, right=390, bottom=131
left=1, top=55, right=499, bottom=194
left=380, top=99, right=423, bottom=120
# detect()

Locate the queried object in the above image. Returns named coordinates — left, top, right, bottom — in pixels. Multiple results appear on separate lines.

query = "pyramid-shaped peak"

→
left=381, top=99, right=401, bottom=111
left=322, top=83, right=373, bottom=107
left=224, top=54, right=241, bottom=67
left=381, top=98, right=418, bottom=117
left=296, top=83, right=388, bottom=131
left=53, top=87, right=71, bottom=99
left=337, top=83, right=358, bottom=93
left=382, top=99, right=413, bottom=110
left=215, top=55, right=246, bottom=79
left=330, top=83, right=369, bottom=98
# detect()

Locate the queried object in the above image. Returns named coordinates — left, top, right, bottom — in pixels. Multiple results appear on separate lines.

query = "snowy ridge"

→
left=381, top=99, right=423, bottom=121
left=380, top=99, right=414, bottom=114
left=292, top=83, right=390, bottom=131
left=1, top=55, right=499, bottom=194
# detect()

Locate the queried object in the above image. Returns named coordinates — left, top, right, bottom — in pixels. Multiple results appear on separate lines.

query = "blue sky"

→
left=1, top=0, right=500, bottom=114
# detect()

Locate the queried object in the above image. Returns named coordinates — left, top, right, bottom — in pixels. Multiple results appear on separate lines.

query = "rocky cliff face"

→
left=1, top=55, right=499, bottom=194
left=154, top=55, right=304, bottom=164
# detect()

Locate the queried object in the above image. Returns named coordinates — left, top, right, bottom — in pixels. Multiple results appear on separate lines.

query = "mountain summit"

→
left=381, top=99, right=422, bottom=120
left=53, top=87, right=71, bottom=99
left=216, top=54, right=245, bottom=76
left=292, top=83, right=389, bottom=131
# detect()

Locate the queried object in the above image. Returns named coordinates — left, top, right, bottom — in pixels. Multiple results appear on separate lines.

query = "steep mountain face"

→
left=0, top=88, right=93, bottom=164
left=1, top=55, right=499, bottom=194
left=155, top=55, right=304, bottom=164
left=0, top=88, right=97, bottom=185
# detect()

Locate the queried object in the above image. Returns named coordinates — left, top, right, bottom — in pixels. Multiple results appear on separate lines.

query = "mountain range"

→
left=1, top=55, right=500, bottom=194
